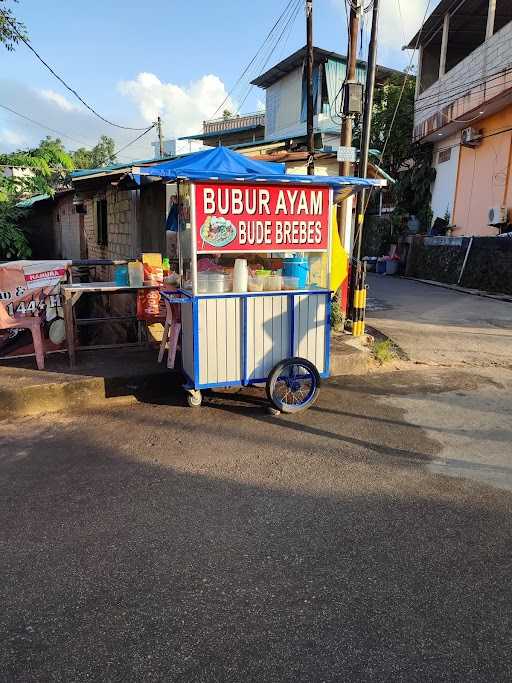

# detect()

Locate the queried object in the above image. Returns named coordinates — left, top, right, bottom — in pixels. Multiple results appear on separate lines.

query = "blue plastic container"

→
left=114, top=264, right=129, bottom=286
left=283, top=256, right=309, bottom=289
left=376, top=258, right=387, bottom=275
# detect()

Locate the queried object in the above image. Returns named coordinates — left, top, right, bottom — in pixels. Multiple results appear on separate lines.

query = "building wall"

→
left=431, top=132, right=461, bottom=223
left=83, top=188, right=140, bottom=262
left=265, top=67, right=302, bottom=139
left=414, top=19, right=512, bottom=139
left=54, top=193, right=81, bottom=260
left=452, top=104, right=512, bottom=236
left=285, top=159, right=337, bottom=176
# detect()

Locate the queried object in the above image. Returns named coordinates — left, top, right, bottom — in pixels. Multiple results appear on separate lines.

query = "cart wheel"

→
left=186, top=390, right=202, bottom=408
left=266, top=357, right=320, bottom=414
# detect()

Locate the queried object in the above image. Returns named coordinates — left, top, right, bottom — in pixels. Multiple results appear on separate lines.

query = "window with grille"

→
left=438, top=148, right=451, bottom=164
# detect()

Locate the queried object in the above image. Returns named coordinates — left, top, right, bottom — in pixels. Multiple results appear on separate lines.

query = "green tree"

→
left=0, top=137, right=74, bottom=259
left=368, top=72, right=436, bottom=233
left=0, top=0, right=28, bottom=51
left=72, top=135, right=117, bottom=169
left=0, top=136, right=74, bottom=196
left=370, top=72, right=416, bottom=178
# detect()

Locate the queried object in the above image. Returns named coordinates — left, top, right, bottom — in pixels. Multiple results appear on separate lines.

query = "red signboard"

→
left=195, top=181, right=330, bottom=253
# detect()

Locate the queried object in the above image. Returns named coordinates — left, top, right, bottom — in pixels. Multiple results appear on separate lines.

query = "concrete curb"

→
left=1, top=337, right=374, bottom=417
left=0, top=369, right=179, bottom=419
left=330, top=332, right=372, bottom=377
left=403, top=277, right=512, bottom=304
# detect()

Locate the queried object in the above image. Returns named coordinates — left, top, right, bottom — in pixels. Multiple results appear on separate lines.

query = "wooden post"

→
left=306, top=0, right=315, bottom=175
left=486, top=0, right=496, bottom=40
left=63, top=291, right=76, bottom=368
left=439, top=13, right=450, bottom=78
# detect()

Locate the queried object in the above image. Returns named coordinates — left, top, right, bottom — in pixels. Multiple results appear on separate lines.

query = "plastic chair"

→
left=0, top=301, right=45, bottom=370
left=157, top=299, right=181, bottom=369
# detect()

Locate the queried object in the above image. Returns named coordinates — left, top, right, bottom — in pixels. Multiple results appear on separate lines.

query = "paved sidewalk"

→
left=366, top=274, right=512, bottom=367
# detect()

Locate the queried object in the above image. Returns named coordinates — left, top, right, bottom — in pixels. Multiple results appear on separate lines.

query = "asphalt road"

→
left=366, top=275, right=512, bottom=367
left=2, top=368, right=512, bottom=681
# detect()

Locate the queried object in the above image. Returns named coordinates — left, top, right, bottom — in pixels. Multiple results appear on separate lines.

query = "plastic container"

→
left=128, top=261, right=144, bottom=288
left=208, top=273, right=231, bottom=293
left=385, top=259, right=399, bottom=275
left=264, top=274, right=282, bottom=291
left=282, top=256, right=309, bottom=289
left=376, top=258, right=387, bottom=275
left=233, top=259, right=248, bottom=292
left=114, top=264, right=129, bottom=286
left=197, top=272, right=209, bottom=293
left=282, top=276, right=299, bottom=290
left=255, top=269, right=271, bottom=278
left=248, top=276, right=264, bottom=292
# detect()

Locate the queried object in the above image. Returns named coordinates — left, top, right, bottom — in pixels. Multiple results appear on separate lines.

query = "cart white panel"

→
left=198, top=297, right=242, bottom=385
left=181, top=302, right=194, bottom=382
left=293, top=294, right=327, bottom=374
left=246, top=295, right=290, bottom=380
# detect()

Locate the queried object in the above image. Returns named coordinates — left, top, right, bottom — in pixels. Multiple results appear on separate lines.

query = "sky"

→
left=0, top=0, right=431, bottom=163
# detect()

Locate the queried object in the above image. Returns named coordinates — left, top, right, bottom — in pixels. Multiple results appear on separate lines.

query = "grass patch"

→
left=372, top=339, right=398, bottom=365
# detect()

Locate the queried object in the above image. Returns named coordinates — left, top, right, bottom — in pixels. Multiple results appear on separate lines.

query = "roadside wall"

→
left=406, top=235, right=512, bottom=294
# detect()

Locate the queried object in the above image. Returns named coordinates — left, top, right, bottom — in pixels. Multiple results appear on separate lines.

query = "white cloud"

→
left=118, top=72, right=235, bottom=138
left=378, top=0, right=431, bottom=53
left=0, top=128, right=28, bottom=147
left=0, top=79, right=159, bottom=160
left=0, top=70, right=233, bottom=162
left=39, top=89, right=78, bottom=112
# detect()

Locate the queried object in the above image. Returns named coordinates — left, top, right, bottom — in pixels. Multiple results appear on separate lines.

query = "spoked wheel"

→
left=266, top=357, right=320, bottom=414
left=186, top=390, right=202, bottom=407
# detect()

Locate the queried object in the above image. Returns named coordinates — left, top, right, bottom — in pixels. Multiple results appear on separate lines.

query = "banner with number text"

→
left=195, top=181, right=330, bottom=253
left=0, top=260, right=70, bottom=359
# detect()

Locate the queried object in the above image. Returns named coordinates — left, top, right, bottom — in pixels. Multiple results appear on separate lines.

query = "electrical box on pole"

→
left=343, top=82, right=364, bottom=116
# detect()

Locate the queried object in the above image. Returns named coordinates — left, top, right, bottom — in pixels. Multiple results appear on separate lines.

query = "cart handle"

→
left=161, top=292, right=192, bottom=305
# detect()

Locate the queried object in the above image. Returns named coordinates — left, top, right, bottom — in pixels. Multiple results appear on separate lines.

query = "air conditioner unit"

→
left=488, top=206, right=508, bottom=226
left=461, top=127, right=482, bottom=146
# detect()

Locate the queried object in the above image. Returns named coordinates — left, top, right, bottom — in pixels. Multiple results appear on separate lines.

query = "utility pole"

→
left=337, top=0, right=361, bottom=246
left=338, top=1, right=360, bottom=178
left=157, top=115, right=164, bottom=158
left=306, top=0, right=314, bottom=175
left=355, top=0, right=380, bottom=261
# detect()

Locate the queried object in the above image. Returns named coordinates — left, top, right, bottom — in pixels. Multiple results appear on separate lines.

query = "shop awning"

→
left=132, top=146, right=383, bottom=199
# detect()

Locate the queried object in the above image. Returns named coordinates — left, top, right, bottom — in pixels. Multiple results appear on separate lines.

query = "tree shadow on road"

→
left=1, top=421, right=512, bottom=682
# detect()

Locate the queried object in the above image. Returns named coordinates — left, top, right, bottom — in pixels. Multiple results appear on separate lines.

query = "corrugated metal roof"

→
left=406, top=0, right=452, bottom=48
left=251, top=45, right=403, bottom=89
left=16, top=193, right=51, bottom=208
left=179, top=123, right=265, bottom=142
left=70, top=153, right=182, bottom=179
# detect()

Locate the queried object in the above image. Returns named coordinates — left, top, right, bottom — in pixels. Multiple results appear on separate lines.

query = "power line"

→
left=379, top=0, right=433, bottom=163
left=0, top=101, right=94, bottom=148
left=353, top=0, right=433, bottom=254
left=0, top=8, right=149, bottom=131
left=209, top=0, right=298, bottom=119
left=235, top=0, right=302, bottom=114
left=413, top=67, right=512, bottom=114
left=112, top=125, right=156, bottom=158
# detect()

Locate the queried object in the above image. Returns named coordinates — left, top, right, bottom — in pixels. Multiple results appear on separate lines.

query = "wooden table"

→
left=62, top=282, right=160, bottom=367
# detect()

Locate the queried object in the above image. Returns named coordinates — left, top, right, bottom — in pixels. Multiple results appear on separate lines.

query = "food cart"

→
left=133, top=148, right=379, bottom=412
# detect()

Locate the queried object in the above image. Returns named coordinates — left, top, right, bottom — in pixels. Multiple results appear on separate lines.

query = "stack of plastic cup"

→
left=233, top=259, right=248, bottom=293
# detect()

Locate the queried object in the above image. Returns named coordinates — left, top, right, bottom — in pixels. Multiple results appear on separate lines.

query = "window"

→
left=494, top=0, right=512, bottom=34
left=418, top=29, right=442, bottom=94
left=96, top=198, right=108, bottom=246
left=446, top=0, right=488, bottom=73
left=438, top=148, right=452, bottom=164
